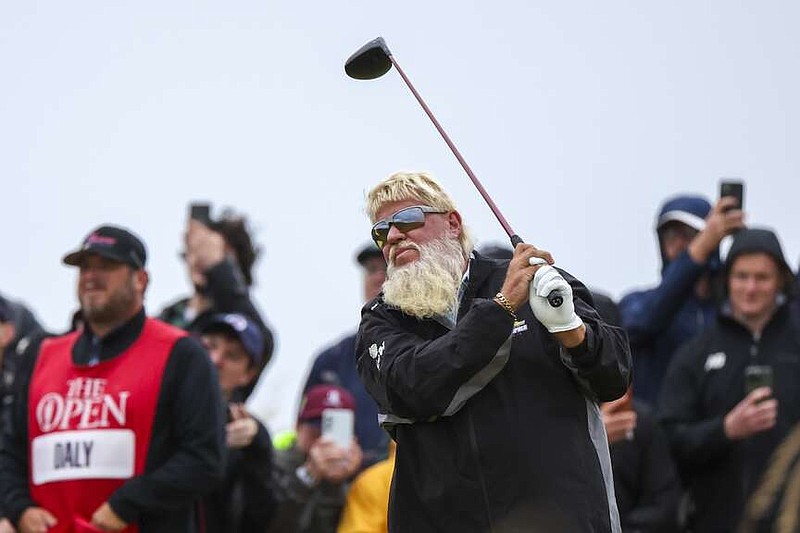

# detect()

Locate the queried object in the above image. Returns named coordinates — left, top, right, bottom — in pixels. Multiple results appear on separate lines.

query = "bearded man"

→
left=0, top=225, right=225, bottom=533
left=356, top=172, right=632, bottom=532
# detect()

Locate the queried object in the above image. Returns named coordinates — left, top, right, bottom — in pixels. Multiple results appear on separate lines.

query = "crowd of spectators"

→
left=0, top=189, right=798, bottom=532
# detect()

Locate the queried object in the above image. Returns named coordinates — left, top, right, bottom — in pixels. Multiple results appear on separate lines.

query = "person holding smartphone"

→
left=620, top=189, right=746, bottom=407
left=268, top=385, right=362, bottom=533
left=659, top=227, right=800, bottom=531
left=159, top=204, right=274, bottom=394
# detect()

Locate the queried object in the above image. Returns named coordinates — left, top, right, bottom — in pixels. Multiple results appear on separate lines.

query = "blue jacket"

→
left=620, top=195, right=717, bottom=406
left=303, top=333, right=388, bottom=468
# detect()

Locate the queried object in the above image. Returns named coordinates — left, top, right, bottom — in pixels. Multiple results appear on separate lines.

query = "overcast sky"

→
left=2, top=1, right=798, bottom=432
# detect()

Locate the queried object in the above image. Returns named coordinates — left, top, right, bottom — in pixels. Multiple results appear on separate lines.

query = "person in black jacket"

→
left=0, top=224, right=225, bottom=533
left=356, top=171, right=632, bottom=532
left=0, top=295, right=51, bottom=533
left=659, top=227, right=800, bottom=532
left=199, top=313, right=276, bottom=532
left=160, top=208, right=274, bottom=392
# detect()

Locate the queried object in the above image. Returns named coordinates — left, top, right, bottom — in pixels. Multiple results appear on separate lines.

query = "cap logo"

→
left=225, top=314, right=248, bottom=332
left=326, top=389, right=342, bottom=406
left=85, top=233, right=117, bottom=247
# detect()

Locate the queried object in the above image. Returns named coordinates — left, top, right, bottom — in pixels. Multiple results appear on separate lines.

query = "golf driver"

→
left=345, top=37, right=563, bottom=307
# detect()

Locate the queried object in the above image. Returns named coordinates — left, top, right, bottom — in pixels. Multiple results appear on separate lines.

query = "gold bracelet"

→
left=493, top=292, right=516, bottom=320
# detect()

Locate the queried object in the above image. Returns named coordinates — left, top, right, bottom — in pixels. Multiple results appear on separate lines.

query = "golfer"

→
left=356, top=172, right=631, bottom=532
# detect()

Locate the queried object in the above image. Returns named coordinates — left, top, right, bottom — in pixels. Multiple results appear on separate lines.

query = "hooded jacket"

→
left=620, top=195, right=719, bottom=406
left=658, top=228, right=800, bottom=532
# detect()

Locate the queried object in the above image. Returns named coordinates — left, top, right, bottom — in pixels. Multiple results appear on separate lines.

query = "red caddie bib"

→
left=28, top=318, right=185, bottom=533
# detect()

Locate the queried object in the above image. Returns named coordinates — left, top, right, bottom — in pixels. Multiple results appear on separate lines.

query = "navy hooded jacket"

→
left=619, top=195, right=719, bottom=406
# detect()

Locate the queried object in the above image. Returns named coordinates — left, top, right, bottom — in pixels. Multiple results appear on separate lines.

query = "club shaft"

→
left=388, top=56, right=517, bottom=241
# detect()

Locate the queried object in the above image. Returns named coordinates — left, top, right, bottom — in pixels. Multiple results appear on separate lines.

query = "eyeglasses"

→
left=371, top=205, right=447, bottom=249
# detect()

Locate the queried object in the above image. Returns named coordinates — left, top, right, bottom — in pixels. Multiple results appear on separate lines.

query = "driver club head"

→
left=345, top=37, right=393, bottom=80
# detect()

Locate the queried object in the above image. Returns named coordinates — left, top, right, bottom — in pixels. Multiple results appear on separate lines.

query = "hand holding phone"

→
left=745, top=365, right=773, bottom=396
left=719, top=179, right=744, bottom=212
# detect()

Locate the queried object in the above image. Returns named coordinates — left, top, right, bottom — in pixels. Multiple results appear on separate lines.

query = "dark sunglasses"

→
left=371, top=205, right=447, bottom=249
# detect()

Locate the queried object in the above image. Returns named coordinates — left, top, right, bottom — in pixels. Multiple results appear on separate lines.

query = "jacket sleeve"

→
left=557, top=274, right=632, bottom=402
left=205, top=257, right=275, bottom=366
left=0, top=336, right=43, bottom=525
left=107, top=337, right=226, bottom=522
left=620, top=251, right=707, bottom=347
left=658, top=335, right=732, bottom=472
left=356, top=298, right=515, bottom=420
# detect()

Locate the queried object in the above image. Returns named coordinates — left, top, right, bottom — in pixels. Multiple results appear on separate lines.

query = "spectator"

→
left=160, top=208, right=274, bottom=389
left=336, top=441, right=396, bottom=533
left=0, top=296, right=49, bottom=533
left=0, top=299, right=15, bottom=533
left=659, top=227, right=800, bottom=532
left=0, top=224, right=225, bottom=532
left=620, top=194, right=744, bottom=406
left=0, top=294, right=47, bottom=407
left=268, top=385, right=362, bottom=533
left=302, top=244, right=388, bottom=468
left=356, top=171, right=631, bottom=531
left=199, top=313, right=276, bottom=532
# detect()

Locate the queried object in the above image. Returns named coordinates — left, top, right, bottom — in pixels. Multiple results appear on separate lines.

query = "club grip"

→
left=508, top=234, right=563, bottom=307
left=547, top=292, right=564, bottom=307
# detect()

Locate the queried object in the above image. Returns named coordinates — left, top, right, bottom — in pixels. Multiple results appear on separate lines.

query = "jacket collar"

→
left=457, top=252, right=495, bottom=323
left=73, top=308, right=147, bottom=365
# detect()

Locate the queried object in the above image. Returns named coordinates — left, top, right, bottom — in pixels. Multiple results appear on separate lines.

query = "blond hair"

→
left=366, top=171, right=473, bottom=255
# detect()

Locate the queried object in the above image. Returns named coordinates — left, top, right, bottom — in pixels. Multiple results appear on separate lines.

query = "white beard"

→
left=382, top=237, right=466, bottom=319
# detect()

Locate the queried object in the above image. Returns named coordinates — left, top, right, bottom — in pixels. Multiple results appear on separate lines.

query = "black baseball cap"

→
left=355, top=242, right=384, bottom=266
left=201, top=313, right=265, bottom=366
left=62, top=225, right=147, bottom=269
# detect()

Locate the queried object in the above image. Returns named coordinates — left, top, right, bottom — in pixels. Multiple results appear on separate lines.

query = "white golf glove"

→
left=528, top=264, right=583, bottom=333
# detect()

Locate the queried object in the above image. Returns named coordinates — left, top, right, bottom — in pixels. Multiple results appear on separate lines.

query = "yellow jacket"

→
left=337, top=443, right=396, bottom=533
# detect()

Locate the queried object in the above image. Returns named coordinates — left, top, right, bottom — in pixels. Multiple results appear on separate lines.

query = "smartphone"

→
left=189, top=202, right=212, bottom=225
left=720, top=180, right=744, bottom=211
left=744, top=365, right=773, bottom=395
left=321, top=408, right=354, bottom=449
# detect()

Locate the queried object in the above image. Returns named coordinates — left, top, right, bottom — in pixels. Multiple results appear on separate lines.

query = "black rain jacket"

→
left=356, top=253, right=632, bottom=532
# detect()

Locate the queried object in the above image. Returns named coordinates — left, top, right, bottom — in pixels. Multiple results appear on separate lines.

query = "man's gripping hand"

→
left=529, top=265, right=583, bottom=333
